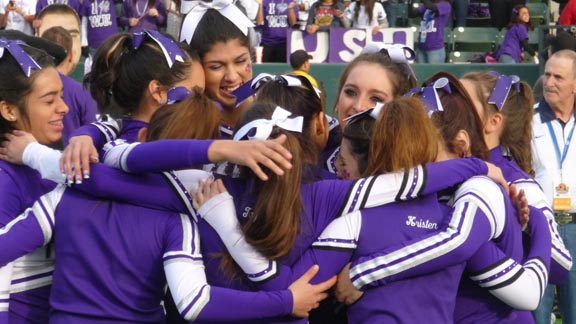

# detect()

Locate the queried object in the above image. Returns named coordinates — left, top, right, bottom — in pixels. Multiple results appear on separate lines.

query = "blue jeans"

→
left=533, top=224, right=576, bottom=324
left=417, top=48, right=446, bottom=63
left=383, top=0, right=398, bottom=27
left=498, top=53, right=517, bottom=64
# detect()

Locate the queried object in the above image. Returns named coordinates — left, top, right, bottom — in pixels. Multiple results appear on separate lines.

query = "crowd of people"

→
left=0, top=0, right=574, bottom=324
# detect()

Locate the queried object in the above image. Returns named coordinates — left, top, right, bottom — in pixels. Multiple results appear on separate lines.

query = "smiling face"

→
left=335, top=62, right=395, bottom=127
left=15, top=67, right=68, bottom=144
left=201, top=39, right=252, bottom=110
left=518, top=7, right=530, bottom=24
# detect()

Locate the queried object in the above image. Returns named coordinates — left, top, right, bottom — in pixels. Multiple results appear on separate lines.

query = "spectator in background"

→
left=0, top=0, right=36, bottom=35
left=495, top=5, right=537, bottom=64
left=166, top=0, right=182, bottom=39
left=37, top=5, right=82, bottom=75
left=452, top=0, right=468, bottom=27
left=40, top=24, right=98, bottom=146
left=119, top=0, right=166, bottom=32
left=306, top=0, right=349, bottom=34
left=295, top=0, right=315, bottom=30
left=488, top=0, right=526, bottom=30
left=256, top=0, right=298, bottom=62
left=559, top=0, right=576, bottom=26
left=289, top=49, right=319, bottom=88
left=80, top=0, right=119, bottom=53
left=345, top=0, right=388, bottom=34
left=408, top=0, right=451, bottom=63
left=555, top=0, right=570, bottom=18
left=532, top=49, right=576, bottom=324
left=382, top=0, right=397, bottom=27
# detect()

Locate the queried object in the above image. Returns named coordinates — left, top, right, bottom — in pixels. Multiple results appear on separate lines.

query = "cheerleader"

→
left=0, top=38, right=68, bottom=323
left=461, top=71, right=572, bottom=281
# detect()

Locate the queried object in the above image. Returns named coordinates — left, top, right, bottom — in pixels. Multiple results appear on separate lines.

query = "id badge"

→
left=553, top=182, right=572, bottom=211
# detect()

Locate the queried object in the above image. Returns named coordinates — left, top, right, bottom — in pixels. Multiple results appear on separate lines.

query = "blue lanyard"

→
left=547, top=120, right=576, bottom=168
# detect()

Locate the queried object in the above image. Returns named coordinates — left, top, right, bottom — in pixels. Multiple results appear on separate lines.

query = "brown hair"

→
left=365, top=98, right=438, bottom=175
left=253, top=75, right=324, bottom=163
left=342, top=114, right=374, bottom=175
left=145, top=87, right=220, bottom=142
left=461, top=72, right=534, bottom=176
left=234, top=102, right=305, bottom=260
left=40, top=26, right=72, bottom=55
left=425, top=72, right=490, bottom=161
left=334, top=52, right=417, bottom=114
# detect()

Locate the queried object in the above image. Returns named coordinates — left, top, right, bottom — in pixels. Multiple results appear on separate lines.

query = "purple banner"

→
left=287, top=28, right=414, bottom=63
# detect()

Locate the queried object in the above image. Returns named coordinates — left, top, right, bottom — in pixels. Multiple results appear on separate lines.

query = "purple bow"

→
left=167, top=86, right=193, bottom=104
left=487, top=73, right=521, bottom=111
left=230, top=82, right=254, bottom=108
left=132, top=30, right=185, bottom=68
left=405, top=77, right=452, bottom=113
left=0, top=38, right=42, bottom=77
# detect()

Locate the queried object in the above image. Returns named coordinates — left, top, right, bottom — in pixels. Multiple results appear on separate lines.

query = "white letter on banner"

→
left=339, top=29, right=366, bottom=62
left=288, top=30, right=329, bottom=63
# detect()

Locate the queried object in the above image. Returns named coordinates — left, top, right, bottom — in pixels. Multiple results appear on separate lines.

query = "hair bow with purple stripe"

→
left=487, top=72, right=521, bottom=111
left=132, top=30, right=185, bottom=68
left=405, top=77, right=451, bottom=114
left=0, top=38, right=42, bottom=77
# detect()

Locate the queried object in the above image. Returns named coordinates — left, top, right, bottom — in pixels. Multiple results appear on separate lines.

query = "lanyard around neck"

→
left=547, top=119, right=576, bottom=169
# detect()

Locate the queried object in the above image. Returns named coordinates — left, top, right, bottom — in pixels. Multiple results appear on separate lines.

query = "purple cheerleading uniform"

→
left=54, top=140, right=491, bottom=323
left=0, top=161, right=57, bottom=324
left=416, top=2, right=451, bottom=51
left=230, top=177, right=550, bottom=323
left=80, top=0, right=119, bottom=49
left=489, top=145, right=572, bottom=283
left=60, top=73, right=98, bottom=146
left=0, top=185, right=297, bottom=323
left=348, top=175, right=542, bottom=323
left=495, top=24, right=529, bottom=63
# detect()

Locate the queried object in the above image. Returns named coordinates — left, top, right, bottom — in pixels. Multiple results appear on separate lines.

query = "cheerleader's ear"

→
left=453, top=129, right=471, bottom=158
left=137, top=127, right=148, bottom=142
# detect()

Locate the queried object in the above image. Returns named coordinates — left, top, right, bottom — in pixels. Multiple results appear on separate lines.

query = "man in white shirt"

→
left=532, top=49, right=576, bottom=324
left=0, top=0, right=35, bottom=35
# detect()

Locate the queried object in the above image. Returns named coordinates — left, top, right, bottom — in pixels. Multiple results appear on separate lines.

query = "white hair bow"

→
left=343, top=102, right=385, bottom=123
left=180, top=0, right=255, bottom=44
left=361, top=42, right=416, bottom=64
left=233, top=106, right=304, bottom=141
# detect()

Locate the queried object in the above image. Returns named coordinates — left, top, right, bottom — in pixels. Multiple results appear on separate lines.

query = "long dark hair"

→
left=85, top=32, right=192, bottom=116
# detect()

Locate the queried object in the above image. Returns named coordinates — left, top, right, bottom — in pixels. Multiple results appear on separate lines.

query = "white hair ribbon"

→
left=180, top=0, right=255, bottom=44
left=251, top=73, right=322, bottom=98
left=361, top=42, right=416, bottom=64
left=343, top=102, right=385, bottom=123
left=233, top=106, right=304, bottom=141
